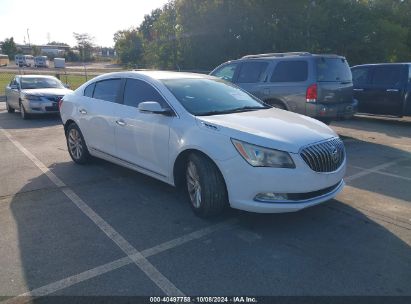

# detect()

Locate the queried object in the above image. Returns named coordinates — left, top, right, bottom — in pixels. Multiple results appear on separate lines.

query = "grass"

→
left=0, top=72, right=94, bottom=97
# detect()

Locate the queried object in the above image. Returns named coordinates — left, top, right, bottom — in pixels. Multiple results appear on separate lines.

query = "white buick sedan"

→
left=60, top=71, right=345, bottom=217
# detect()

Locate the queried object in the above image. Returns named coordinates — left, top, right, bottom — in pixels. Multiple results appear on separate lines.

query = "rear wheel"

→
left=66, top=123, right=90, bottom=164
left=6, top=98, right=15, bottom=113
left=185, top=153, right=228, bottom=218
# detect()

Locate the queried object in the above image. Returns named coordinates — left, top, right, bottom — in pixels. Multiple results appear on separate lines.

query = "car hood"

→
left=21, top=88, right=72, bottom=96
left=196, top=108, right=337, bottom=153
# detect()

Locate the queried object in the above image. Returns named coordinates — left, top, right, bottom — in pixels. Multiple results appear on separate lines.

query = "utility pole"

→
left=27, top=28, right=31, bottom=46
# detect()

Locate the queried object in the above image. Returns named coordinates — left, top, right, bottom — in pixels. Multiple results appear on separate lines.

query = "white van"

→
left=15, top=54, right=34, bottom=67
left=34, top=56, right=49, bottom=68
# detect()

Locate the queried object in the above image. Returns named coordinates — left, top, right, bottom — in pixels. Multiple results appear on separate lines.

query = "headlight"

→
left=231, top=139, right=295, bottom=168
left=24, top=94, right=42, bottom=101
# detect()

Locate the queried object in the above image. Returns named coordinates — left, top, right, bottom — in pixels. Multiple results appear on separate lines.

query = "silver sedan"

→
left=5, top=75, right=72, bottom=119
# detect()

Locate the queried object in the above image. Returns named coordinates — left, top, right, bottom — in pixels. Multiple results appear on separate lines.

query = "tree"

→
left=47, top=41, right=69, bottom=46
left=32, top=45, right=41, bottom=56
left=114, top=29, right=144, bottom=66
left=73, top=32, right=95, bottom=62
left=1, top=37, right=18, bottom=59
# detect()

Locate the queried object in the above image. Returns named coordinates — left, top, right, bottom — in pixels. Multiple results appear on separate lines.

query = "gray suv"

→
left=210, top=52, right=357, bottom=123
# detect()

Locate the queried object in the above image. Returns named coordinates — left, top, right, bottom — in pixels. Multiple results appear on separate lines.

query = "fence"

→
left=0, top=65, right=211, bottom=101
left=0, top=66, right=102, bottom=101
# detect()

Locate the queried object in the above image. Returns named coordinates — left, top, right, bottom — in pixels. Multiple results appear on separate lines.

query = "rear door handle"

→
left=353, top=88, right=364, bottom=91
left=386, top=89, right=399, bottom=92
left=116, top=119, right=126, bottom=126
left=79, top=109, right=87, bottom=114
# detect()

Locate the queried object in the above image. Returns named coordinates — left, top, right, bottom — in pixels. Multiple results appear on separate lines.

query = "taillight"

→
left=58, top=98, right=63, bottom=111
left=306, top=84, right=317, bottom=103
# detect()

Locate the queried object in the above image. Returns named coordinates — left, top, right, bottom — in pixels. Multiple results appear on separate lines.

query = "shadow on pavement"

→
left=3, top=156, right=411, bottom=296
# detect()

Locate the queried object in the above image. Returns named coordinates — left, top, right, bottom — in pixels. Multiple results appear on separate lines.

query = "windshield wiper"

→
left=197, top=106, right=267, bottom=116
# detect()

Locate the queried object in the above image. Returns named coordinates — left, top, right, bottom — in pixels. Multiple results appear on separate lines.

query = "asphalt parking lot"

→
left=0, top=101, right=410, bottom=302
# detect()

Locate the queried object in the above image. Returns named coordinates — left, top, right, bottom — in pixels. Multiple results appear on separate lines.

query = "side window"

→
left=270, top=61, right=308, bottom=82
left=93, top=79, right=122, bottom=102
left=372, top=66, right=402, bottom=87
left=352, top=68, right=371, bottom=86
left=123, top=78, right=167, bottom=108
left=84, top=83, right=95, bottom=97
left=212, top=63, right=239, bottom=82
left=237, top=62, right=269, bottom=83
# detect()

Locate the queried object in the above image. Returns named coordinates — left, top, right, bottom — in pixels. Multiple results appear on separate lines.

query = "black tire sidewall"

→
left=186, top=154, right=228, bottom=217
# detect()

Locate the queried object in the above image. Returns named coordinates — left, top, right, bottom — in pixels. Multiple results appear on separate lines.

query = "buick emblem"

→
left=330, top=146, right=339, bottom=164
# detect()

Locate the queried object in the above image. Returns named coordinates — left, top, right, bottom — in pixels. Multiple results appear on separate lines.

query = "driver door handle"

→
left=79, top=109, right=87, bottom=114
left=386, top=89, right=399, bottom=92
left=353, top=88, right=364, bottom=92
left=116, top=119, right=126, bottom=126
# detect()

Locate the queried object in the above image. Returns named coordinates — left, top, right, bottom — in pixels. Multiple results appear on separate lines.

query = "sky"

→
left=0, top=0, right=169, bottom=47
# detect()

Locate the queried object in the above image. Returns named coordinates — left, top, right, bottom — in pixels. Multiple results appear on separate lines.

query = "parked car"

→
left=210, top=52, right=357, bottom=124
left=351, top=63, right=411, bottom=117
left=60, top=71, right=346, bottom=217
left=34, top=56, right=49, bottom=68
left=14, top=54, right=34, bottom=67
left=5, top=75, right=72, bottom=119
left=0, top=54, right=9, bottom=66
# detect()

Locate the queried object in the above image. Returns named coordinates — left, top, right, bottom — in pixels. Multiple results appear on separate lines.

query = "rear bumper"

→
left=307, top=100, right=358, bottom=119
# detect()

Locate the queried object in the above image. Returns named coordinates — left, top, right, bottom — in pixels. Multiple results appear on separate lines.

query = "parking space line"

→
left=348, top=164, right=411, bottom=182
left=3, top=220, right=235, bottom=303
left=0, top=127, right=183, bottom=297
left=345, top=158, right=408, bottom=182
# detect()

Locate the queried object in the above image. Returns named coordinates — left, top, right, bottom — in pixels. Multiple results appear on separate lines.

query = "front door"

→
left=115, top=78, right=172, bottom=178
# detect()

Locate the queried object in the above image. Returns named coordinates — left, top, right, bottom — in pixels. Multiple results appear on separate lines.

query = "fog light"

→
left=255, top=192, right=288, bottom=202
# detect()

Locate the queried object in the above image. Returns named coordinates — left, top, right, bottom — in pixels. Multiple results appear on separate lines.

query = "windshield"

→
left=162, top=78, right=267, bottom=116
left=20, top=77, right=64, bottom=89
left=316, top=57, right=352, bottom=82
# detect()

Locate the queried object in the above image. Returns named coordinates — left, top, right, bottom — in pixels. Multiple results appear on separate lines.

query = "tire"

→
left=66, top=123, right=91, bottom=164
left=6, top=98, right=15, bottom=113
left=185, top=153, right=228, bottom=218
left=20, top=103, right=30, bottom=120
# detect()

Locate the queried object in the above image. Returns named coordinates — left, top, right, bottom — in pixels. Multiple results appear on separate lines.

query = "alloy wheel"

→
left=68, top=128, right=83, bottom=160
left=186, top=161, right=202, bottom=208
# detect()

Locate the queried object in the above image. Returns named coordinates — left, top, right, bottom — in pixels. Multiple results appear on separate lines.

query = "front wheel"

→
left=20, top=103, right=30, bottom=119
left=185, top=154, right=228, bottom=218
left=66, top=123, right=90, bottom=164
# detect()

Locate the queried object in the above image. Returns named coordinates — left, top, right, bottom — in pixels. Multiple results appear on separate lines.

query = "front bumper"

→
left=24, top=100, right=59, bottom=114
left=306, top=100, right=358, bottom=119
left=216, top=154, right=346, bottom=213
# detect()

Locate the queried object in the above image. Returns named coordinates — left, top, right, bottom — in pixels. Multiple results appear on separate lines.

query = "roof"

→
left=94, top=70, right=211, bottom=81
left=352, top=63, right=411, bottom=68
left=17, top=74, right=58, bottom=79
left=134, top=70, right=210, bottom=80
left=241, top=52, right=344, bottom=60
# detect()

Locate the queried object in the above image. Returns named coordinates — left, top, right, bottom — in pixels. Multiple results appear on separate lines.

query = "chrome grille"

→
left=300, top=138, right=345, bottom=172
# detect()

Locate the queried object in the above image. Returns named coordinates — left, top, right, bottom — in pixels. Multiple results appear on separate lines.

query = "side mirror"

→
left=138, top=101, right=173, bottom=116
left=10, top=84, right=19, bottom=90
left=64, top=83, right=71, bottom=89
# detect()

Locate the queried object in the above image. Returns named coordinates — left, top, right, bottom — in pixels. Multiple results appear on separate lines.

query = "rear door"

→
left=78, top=78, right=123, bottom=156
left=352, top=66, right=374, bottom=113
left=234, top=60, right=270, bottom=100
left=267, top=60, right=310, bottom=113
left=315, top=57, right=353, bottom=105
left=368, top=65, right=406, bottom=116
